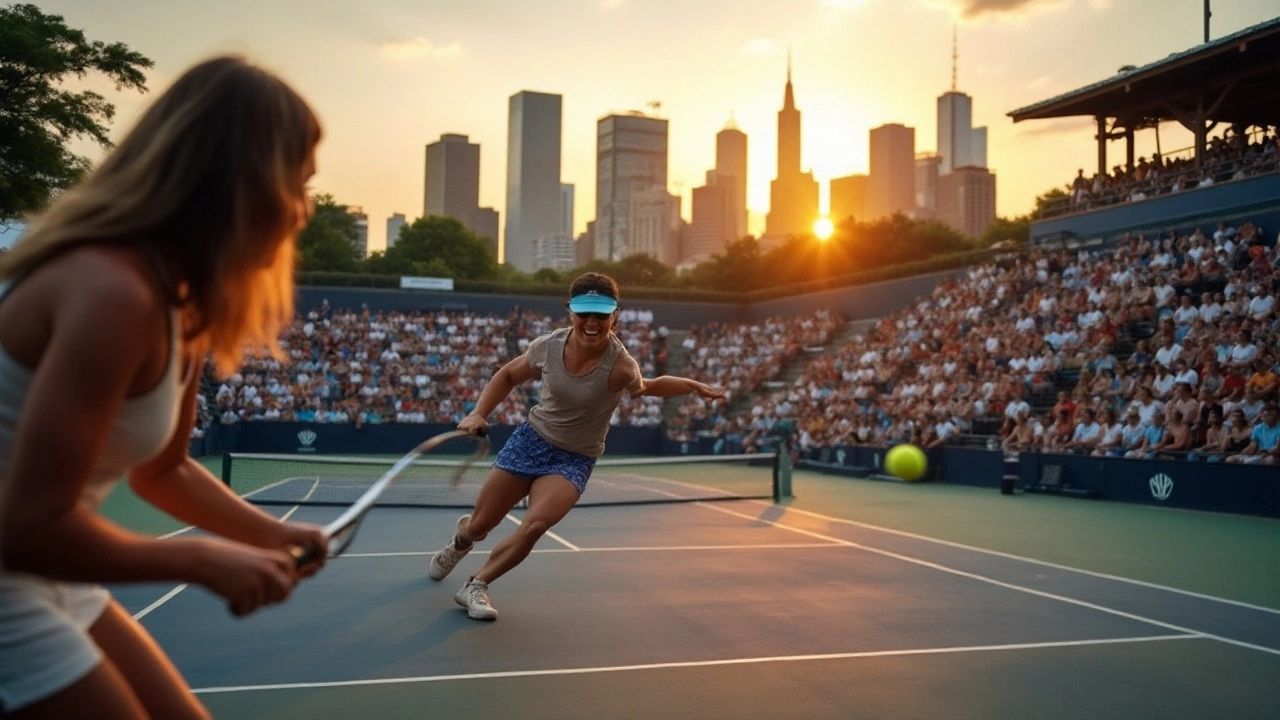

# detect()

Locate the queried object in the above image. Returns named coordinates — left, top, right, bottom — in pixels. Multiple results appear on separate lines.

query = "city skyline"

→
left=25, top=0, right=1280, bottom=253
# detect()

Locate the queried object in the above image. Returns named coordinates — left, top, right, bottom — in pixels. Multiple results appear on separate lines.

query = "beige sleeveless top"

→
left=525, top=327, right=633, bottom=457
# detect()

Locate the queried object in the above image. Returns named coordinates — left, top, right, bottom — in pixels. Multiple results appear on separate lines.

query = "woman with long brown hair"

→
left=0, top=57, right=327, bottom=719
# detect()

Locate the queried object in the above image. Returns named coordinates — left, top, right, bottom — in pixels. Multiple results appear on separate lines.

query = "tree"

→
left=296, top=193, right=362, bottom=272
left=978, top=215, right=1031, bottom=248
left=530, top=267, right=565, bottom=285
left=684, top=237, right=766, bottom=292
left=604, top=253, right=675, bottom=288
left=0, top=4, right=152, bottom=219
left=373, top=215, right=496, bottom=279
left=1033, top=187, right=1070, bottom=218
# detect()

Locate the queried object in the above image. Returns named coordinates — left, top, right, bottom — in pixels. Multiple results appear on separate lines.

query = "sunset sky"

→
left=30, top=0, right=1280, bottom=253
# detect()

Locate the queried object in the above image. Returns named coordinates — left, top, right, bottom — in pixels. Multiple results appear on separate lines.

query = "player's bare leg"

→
left=428, top=468, right=529, bottom=582
left=455, top=474, right=579, bottom=620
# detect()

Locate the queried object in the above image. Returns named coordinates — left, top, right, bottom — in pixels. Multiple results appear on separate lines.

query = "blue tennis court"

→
left=108, top=480, right=1280, bottom=720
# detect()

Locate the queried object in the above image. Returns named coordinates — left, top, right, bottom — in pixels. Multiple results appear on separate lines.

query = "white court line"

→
left=340, top=542, right=844, bottom=559
left=743, top=500, right=1280, bottom=617
left=133, top=584, right=189, bottom=620
left=192, top=634, right=1196, bottom=694
left=131, top=505, right=303, bottom=621
left=504, top=512, right=579, bottom=551
left=697, top=502, right=1280, bottom=657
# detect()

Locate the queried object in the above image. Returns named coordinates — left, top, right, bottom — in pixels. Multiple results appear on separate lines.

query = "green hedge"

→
left=298, top=248, right=1004, bottom=306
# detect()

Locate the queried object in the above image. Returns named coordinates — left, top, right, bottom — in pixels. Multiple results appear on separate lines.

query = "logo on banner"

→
left=1149, top=473, right=1173, bottom=501
left=836, top=449, right=848, bottom=465
left=297, top=429, right=317, bottom=452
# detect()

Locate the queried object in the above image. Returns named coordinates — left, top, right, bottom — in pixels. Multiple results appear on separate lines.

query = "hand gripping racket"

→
left=293, top=428, right=491, bottom=565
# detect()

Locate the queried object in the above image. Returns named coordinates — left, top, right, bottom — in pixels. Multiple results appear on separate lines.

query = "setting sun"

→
left=813, top=217, right=834, bottom=240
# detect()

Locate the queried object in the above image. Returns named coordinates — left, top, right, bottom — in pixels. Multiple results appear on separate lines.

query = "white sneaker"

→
left=454, top=578, right=498, bottom=620
left=428, top=515, right=472, bottom=581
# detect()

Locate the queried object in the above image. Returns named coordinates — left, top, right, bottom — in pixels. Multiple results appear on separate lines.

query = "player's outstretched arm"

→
left=624, top=370, right=724, bottom=400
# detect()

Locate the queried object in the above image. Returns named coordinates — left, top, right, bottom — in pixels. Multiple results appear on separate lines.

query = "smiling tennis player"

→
left=430, top=272, right=724, bottom=620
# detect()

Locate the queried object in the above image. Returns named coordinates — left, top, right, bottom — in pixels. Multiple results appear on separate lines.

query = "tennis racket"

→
left=290, top=428, right=491, bottom=566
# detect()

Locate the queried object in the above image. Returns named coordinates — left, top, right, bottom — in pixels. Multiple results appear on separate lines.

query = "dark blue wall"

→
left=745, top=272, right=952, bottom=323
left=802, top=444, right=1279, bottom=519
left=296, top=287, right=742, bottom=328
left=206, top=422, right=664, bottom=457
left=298, top=271, right=952, bottom=330
left=1031, top=173, right=1280, bottom=245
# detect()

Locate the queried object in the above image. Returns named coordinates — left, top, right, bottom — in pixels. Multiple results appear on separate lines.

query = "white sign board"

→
left=399, top=276, right=455, bottom=291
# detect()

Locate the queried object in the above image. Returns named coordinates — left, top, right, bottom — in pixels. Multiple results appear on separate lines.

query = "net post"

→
left=221, top=453, right=233, bottom=487
left=773, top=438, right=793, bottom=502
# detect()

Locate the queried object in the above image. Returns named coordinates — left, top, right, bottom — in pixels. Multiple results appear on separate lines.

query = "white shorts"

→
left=0, top=573, right=110, bottom=712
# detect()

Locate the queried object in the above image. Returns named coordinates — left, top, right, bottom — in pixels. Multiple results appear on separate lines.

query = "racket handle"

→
left=291, top=542, right=323, bottom=568
left=476, top=426, right=487, bottom=438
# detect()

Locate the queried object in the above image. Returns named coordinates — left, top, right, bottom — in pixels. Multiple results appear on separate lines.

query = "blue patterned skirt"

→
left=493, top=423, right=597, bottom=494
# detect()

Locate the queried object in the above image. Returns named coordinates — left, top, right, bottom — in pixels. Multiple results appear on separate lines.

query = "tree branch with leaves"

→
left=0, top=3, right=152, bottom=219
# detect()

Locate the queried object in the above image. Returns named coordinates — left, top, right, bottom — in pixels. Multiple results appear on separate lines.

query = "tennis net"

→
left=222, top=452, right=781, bottom=508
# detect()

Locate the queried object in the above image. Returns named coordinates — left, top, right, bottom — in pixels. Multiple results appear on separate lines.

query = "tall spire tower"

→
left=777, top=49, right=801, bottom=177
left=764, top=54, right=819, bottom=244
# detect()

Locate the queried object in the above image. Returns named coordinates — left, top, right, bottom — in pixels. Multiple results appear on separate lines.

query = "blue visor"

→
left=568, top=291, right=618, bottom=314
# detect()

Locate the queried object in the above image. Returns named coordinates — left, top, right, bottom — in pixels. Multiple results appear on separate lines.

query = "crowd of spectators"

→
left=664, top=311, right=842, bottom=448
left=678, top=220, right=1278, bottom=465
left=199, top=302, right=667, bottom=435
left=1054, top=127, right=1278, bottom=217
left=196, top=216, right=1278, bottom=468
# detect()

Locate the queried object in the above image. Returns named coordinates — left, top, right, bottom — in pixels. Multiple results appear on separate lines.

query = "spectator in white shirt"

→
left=1154, top=336, right=1183, bottom=368
left=1065, top=408, right=1102, bottom=453
left=1249, top=291, right=1275, bottom=321
left=1229, top=330, right=1259, bottom=369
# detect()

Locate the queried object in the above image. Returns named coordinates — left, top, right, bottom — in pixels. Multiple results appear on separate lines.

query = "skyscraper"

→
left=595, top=112, right=669, bottom=262
left=472, top=207, right=499, bottom=259
left=867, top=123, right=915, bottom=220
left=505, top=91, right=563, bottom=272
left=424, top=134, right=479, bottom=221
left=349, top=206, right=369, bottom=258
left=715, top=121, right=748, bottom=243
left=938, top=166, right=996, bottom=238
left=560, top=183, right=575, bottom=238
left=686, top=171, right=734, bottom=264
left=764, top=57, right=819, bottom=243
left=937, top=32, right=987, bottom=176
left=628, top=185, right=681, bottom=264
left=386, top=213, right=406, bottom=249
left=935, top=32, right=994, bottom=237
left=532, top=235, right=577, bottom=271
left=829, top=174, right=868, bottom=224
left=937, top=92, right=988, bottom=175
left=423, top=133, right=500, bottom=251
left=915, top=153, right=941, bottom=218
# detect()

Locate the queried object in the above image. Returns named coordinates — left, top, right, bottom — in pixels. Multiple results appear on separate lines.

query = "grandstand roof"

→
left=1008, top=16, right=1280, bottom=128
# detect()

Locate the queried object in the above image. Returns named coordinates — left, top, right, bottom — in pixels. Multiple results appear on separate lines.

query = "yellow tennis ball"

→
left=885, top=444, right=928, bottom=482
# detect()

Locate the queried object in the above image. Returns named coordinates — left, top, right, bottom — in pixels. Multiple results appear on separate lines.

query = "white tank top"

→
left=0, top=280, right=187, bottom=517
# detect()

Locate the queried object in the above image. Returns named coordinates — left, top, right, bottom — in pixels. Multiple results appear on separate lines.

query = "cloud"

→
left=742, top=37, right=775, bottom=56
left=378, top=38, right=461, bottom=62
left=920, top=0, right=1087, bottom=21
left=1027, top=75, right=1053, bottom=88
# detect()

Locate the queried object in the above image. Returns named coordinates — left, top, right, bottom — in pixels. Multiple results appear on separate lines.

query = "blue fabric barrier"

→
left=211, top=422, right=664, bottom=458
left=941, top=447, right=1279, bottom=518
